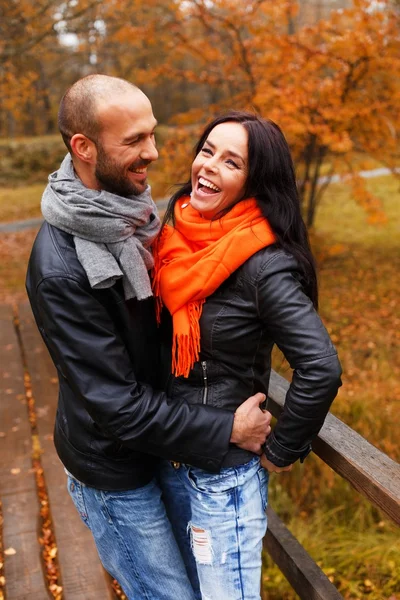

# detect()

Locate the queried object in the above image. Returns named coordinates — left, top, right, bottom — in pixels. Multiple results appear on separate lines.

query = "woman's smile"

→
left=190, top=122, right=248, bottom=219
left=196, top=177, right=221, bottom=194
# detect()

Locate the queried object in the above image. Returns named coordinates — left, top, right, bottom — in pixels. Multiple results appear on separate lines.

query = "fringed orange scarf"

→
left=152, top=197, right=276, bottom=377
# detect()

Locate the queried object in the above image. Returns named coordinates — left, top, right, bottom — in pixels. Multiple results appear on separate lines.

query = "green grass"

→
left=263, top=487, right=400, bottom=599
left=0, top=185, right=43, bottom=223
left=313, top=175, right=400, bottom=246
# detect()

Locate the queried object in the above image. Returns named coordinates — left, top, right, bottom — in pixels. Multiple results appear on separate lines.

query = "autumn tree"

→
left=96, top=0, right=399, bottom=226
left=2, top=0, right=399, bottom=226
left=254, top=0, right=400, bottom=225
left=0, top=0, right=103, bottom=137
left=181, top=0, right=398, bottom=226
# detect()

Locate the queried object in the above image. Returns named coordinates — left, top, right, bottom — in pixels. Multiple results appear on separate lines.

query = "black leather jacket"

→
left=26, top=223, right=235, bottom=490
left=161, top=245, right=342, bottom=468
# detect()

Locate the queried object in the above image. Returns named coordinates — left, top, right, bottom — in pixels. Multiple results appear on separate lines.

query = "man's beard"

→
left=95, top=143, right=144, bottom=197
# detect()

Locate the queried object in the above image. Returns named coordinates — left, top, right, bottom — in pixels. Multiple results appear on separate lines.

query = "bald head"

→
left=58, top=74, right=141, bottom=152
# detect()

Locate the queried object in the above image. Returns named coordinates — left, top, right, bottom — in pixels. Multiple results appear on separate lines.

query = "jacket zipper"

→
left=201, top=360, right=208, bottom=405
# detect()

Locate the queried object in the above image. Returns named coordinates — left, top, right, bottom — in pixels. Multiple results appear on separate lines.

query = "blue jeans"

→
left=157, top=456, right=269, bottom=600
left=67, top=473, right=196, bottom=600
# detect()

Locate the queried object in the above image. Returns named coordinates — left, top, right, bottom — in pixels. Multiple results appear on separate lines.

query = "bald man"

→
left=26, top=74, right=271, bottom=600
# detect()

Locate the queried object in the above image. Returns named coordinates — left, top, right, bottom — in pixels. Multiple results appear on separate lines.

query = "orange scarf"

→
left=152, top=197, right=276, bottom=377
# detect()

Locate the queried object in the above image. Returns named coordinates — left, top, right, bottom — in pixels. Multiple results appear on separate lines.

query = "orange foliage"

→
left=2, top=0, right=399, bottom=220
left=96, top=0, right=400, bottom=225
left=0, top=0, right=103, bottom=136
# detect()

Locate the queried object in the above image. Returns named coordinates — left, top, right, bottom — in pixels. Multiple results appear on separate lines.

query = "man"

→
left=26, top=74, right=271, bottom=600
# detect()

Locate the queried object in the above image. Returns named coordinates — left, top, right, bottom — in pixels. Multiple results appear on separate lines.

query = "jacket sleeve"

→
left=34, top=275, right=234, bottom=471
left=256, top=252, right=342, bottom=467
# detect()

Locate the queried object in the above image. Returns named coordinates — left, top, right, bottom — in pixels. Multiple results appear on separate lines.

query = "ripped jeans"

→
left=66, top=473, right=196, bottom=600
left=157, top=456, right=268, bottom=600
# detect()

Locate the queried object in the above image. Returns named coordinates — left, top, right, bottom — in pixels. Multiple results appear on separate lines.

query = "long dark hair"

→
left=163, top=111, right=318, bottom=308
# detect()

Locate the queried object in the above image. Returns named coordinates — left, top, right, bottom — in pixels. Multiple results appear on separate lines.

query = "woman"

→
left=153, top=111, right=342, bottom=600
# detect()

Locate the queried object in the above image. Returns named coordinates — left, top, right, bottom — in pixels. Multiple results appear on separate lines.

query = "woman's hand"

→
left=261, top=456, right=293, bottom=473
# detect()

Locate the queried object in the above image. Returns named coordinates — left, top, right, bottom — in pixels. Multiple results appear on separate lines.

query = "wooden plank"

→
left=267, top=370, right=400, bottom=526
left=264, top=507, right=344, bottom=600
left=17, top=302, right=114, bottom=600
left=0, top=305, right=49, bottom=599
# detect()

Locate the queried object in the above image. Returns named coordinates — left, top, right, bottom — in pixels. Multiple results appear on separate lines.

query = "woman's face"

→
left=190, top=122, right=248, bottom=219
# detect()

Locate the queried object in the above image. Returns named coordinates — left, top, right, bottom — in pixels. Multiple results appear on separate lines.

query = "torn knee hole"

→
left=189, top=523, right=213, bottom=564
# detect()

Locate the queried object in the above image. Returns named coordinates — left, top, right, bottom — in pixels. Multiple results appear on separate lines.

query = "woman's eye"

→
left=201, top=147, right=212, bottom=155
left=227, top=159, right=238, bottom=168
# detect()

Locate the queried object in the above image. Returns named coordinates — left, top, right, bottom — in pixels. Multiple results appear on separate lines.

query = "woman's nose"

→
left=204, top=157, right=218, bottom=172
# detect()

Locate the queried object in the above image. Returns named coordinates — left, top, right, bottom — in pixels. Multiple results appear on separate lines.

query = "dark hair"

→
left=163, top=111, right=318, bottom=308
left=58, top=74, right=138, bottom=153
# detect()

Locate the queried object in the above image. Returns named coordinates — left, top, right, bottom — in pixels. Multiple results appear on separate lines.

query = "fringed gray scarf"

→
left=41, top=154, right=161, bottom=300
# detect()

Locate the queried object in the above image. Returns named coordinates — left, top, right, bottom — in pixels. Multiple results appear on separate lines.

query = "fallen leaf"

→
left=4, top=548, right=16, bottom=556
left=10, top=468, right=21, bottom=475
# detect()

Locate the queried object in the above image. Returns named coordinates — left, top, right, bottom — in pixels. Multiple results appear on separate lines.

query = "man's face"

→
left=94, top=90, right=158, bottom=197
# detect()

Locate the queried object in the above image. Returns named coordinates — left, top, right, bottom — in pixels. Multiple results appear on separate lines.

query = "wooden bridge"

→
left=1, top=302, right=399, bottom=600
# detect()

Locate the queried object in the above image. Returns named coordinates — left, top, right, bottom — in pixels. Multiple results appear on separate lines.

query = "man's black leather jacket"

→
left=26, top=223, right=235, bottom=490
left=161, top=245, right=342, bottom=468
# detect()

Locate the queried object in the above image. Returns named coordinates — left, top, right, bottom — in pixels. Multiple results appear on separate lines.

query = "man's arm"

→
left=231, top=396, right=272, bottom=453
left=33, top=276, right=270, bottom=471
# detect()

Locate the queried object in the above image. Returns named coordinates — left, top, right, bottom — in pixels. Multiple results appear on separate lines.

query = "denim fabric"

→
left=158, top=456, right=269, bottom=600
left=66, top=473, right=196, bottom=600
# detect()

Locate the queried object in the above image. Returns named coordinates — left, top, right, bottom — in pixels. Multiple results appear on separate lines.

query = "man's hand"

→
left=230, top=393, right=272, bottom=454
left=261, top=456, right=293, bottom=473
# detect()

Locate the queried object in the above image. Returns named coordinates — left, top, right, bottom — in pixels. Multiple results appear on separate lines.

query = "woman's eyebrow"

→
left=204, top=139, right=245, bottom=163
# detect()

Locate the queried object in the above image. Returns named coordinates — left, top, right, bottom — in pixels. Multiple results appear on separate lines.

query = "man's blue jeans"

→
left=67, top=472, right=196, bottom=600
left=157, top=456, right=269, bottom=600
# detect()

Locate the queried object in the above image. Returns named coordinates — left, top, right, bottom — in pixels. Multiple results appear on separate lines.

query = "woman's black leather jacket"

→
left=162, top=245, right=342, bottom=468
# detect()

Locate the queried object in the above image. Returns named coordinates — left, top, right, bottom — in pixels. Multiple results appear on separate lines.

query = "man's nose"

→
left=140, top=138, right=158, bottom=162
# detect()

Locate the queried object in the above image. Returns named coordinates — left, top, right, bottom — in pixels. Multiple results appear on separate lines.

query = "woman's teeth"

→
left=199, top=177, right=220, bottom=192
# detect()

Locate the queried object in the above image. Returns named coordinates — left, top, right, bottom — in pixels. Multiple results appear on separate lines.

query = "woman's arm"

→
left=256, top=250, right=342, bottom=468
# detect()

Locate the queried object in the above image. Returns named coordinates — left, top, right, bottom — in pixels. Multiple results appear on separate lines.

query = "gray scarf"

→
left=41, top=154, right=161, bottom=300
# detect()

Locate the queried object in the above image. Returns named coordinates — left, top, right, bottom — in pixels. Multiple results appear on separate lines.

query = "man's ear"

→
left=70, top=134, right=97, bottom=164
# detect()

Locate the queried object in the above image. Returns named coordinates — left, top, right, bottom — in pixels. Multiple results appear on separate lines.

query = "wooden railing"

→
left=264, top=370, right=400, bottom=600
left=0, top=302, right=399, bottom=600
